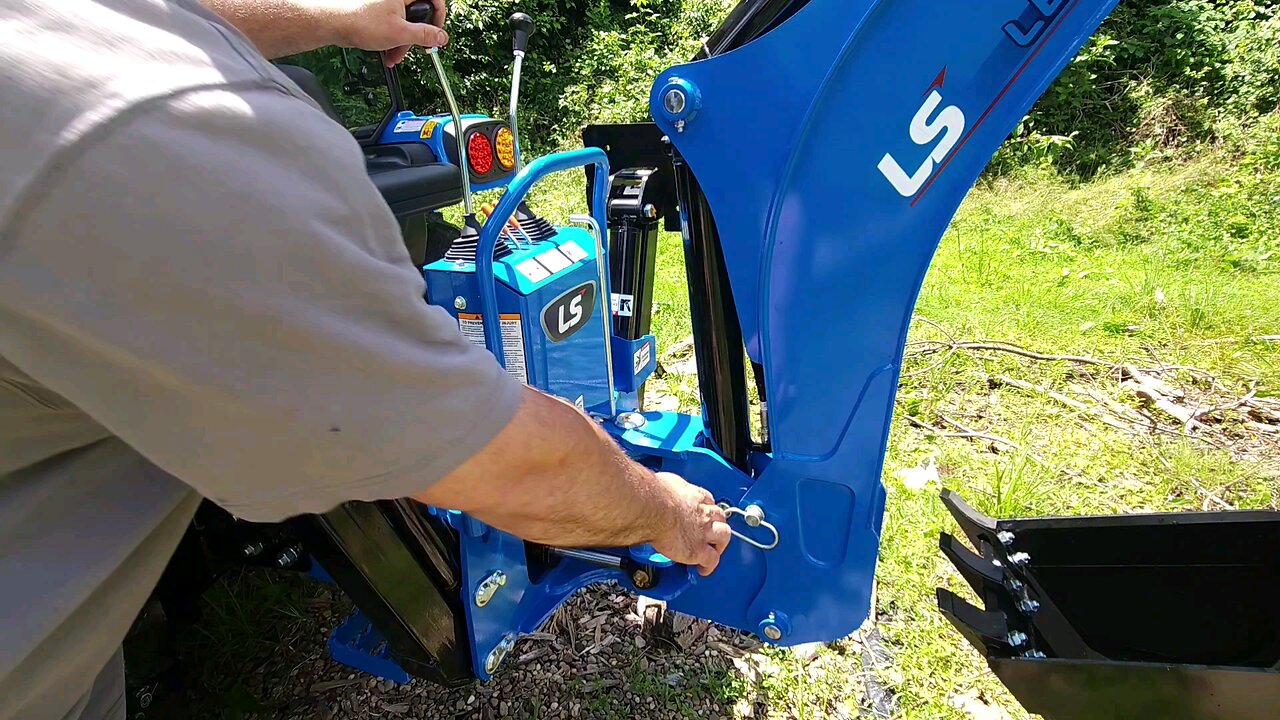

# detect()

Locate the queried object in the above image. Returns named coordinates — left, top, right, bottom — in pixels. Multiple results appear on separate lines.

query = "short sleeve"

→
left=0, top=86, right=522, bottom=522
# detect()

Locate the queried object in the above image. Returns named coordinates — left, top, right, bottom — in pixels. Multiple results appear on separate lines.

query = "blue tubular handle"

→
left=475, top=147, right=611, bottom=365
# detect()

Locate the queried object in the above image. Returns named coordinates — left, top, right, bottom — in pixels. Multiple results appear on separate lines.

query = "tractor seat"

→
left=274, top=64, right=464, bottom=217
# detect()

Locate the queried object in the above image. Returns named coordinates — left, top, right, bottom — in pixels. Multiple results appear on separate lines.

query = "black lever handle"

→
left=510, top=12, right=535, bottom=55
left=405, top=1, right=437, bottom=26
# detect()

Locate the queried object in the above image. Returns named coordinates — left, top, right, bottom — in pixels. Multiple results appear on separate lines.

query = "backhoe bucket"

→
left=937, top=490, right=1280, bottom=720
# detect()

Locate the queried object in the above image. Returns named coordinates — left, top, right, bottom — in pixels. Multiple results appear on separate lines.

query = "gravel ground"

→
left=135, top=571, right=872, bottom=719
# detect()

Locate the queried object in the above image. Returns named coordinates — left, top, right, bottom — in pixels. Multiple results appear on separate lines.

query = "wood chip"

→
left=707, top=640, right=746, bottom=658
left=518, top=647, right=550, bottom=665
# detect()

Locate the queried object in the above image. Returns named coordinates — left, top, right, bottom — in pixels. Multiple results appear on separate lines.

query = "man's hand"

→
left=650, top=473, right=733, bottom=576
left=202, top=0, right=449, bottom=62
left=338, top=0, right=449, bottom=67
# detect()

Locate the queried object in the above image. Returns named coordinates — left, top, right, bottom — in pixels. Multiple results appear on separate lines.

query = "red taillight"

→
left=468, top=132, right=494, bottom=175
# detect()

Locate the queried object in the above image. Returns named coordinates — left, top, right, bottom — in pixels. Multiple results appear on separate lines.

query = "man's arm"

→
left=0, top=86, right=731, bottom=574
left=419, top=388, right=731, bottom=574
left=201, top=0, right=448, bottom=64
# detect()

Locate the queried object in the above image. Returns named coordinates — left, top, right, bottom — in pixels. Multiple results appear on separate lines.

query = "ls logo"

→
left=877, top=68, right=966, bottom=198
left=1004, top=0, right=1067, bottom=47
left=541, top=281, right=596, bottom=342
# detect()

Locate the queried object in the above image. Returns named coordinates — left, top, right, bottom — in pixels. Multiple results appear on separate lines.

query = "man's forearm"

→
left=414, top=388, right=676, bottom=549
left=202, top=0, right=342, bottom=58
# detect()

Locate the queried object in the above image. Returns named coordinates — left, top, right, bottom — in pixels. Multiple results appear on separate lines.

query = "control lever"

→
left=400, top=1, right=497, bottom=258
left=504, top=11, right=557, bottom=242
left=508, top=12, right=534, bottom=173
left=380, top=2, right=439, bottom=113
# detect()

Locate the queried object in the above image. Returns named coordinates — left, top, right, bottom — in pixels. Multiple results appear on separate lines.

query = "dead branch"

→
left=1184, top=335, right=1280, bottom=346
left=1120, top=365, right=1185, bottom=398
left=990, top=374, right=1137, bottom=433
left=902, top=413, right=1024, bottom=452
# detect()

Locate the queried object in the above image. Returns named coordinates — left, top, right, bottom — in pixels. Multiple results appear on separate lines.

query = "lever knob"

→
left=405, top=1, right=436, bottom=26
left=510, top=12, right=535, bottom=55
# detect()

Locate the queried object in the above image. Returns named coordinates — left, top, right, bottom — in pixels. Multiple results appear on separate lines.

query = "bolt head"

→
left=663, top=88, right=687, bottom=115
left=614, top=411, right=647, bottom=430
left=631, top=569, right=652, bottom=589
left=454, top=296, right=468, bottom=310
left=1008, top=552, right=1031, bottom=565
left=1006, top=631, right=1028, bottom=647
left=762, top=624, right=783, bottom=641
left=997, top=531, right=1015, bottom=546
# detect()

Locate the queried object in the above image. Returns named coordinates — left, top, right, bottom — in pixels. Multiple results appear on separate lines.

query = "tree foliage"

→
left=289, top=0, right=1280, bottom=174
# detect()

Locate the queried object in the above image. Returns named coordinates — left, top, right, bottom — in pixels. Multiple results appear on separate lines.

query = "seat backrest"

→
left=275, top=64, right=343, bottom=124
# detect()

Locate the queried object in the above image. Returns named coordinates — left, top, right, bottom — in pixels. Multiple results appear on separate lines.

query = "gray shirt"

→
left=0, top=1, right=522, bottom=717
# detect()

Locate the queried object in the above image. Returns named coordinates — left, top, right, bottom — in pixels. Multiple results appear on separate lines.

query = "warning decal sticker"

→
left=612, top=293, right=635, bottom=318
left=393, top=118, right=427, bottom=134
left=633, top=341, right=651, bottom=375
left=458, top=313, right=527, bottom=383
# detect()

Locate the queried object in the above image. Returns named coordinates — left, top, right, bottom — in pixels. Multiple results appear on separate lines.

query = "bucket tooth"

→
left=940, top=532, right=1004, bottom=597
left=940, top=489, right=999, bottom=552
left=936, top=588, right=1019, bottom=658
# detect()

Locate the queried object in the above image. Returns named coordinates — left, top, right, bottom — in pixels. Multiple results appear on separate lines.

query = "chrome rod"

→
left=570, top=213, right=616, bottom=418
left=509, top=51, right=525, bottom=172
left=429, top=48, right=473, bottom=215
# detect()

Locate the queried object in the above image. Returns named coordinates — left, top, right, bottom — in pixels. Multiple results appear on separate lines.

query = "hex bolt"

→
left=1005, top=577, right=1025, bottom=592
left=274, top=547, right=300, bottom=568
left=996, top=531, right=1015, bottom=546
left=1021, top=650, right=1047, bottom=659
left=762, top=624, right=782, bottom=641
left=614, top=411, right=647, bottom=430
left=1017, top=598, right=1041, bottom=614
left=454, top=296, right=468, bottom=310
left=1006, top=631, right=1028, bottom=647
left=1008, top=552, right=1031, bottom=566
left=241, top=542, right=264, bottom=558
left=642, top=203, right=658, bottom=219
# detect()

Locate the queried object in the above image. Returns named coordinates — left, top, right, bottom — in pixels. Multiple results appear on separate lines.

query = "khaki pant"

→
left=65, top=650, right=124, bottom=720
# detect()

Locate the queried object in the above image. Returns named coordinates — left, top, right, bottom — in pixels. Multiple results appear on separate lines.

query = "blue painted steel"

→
left=423, top=228, right=598, bottom=295
left=408, top=0, right=1123, bottom=681
left=423, top=229, right=613, bottom=414
left=610, top=334, right=657, bottom=393
left=622, top=0, right=1123, bottom=644
left=474, top=148, right=611, bottom=365
left=328, top=610, right=413, bottom=685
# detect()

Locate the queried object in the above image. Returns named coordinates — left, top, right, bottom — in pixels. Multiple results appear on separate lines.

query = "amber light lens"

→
left=468, top=132, right=495, bottom=175
left=495, top=127, right=516, bottom=170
